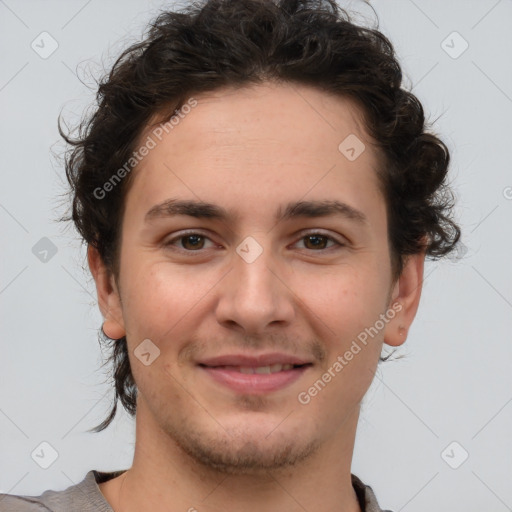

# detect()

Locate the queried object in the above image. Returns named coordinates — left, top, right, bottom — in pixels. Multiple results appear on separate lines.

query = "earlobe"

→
left=102, top=317, right=126, bottom=340
left=87, top=245, right=126, bottom=340
left=383, top=251, right=426, bottom=347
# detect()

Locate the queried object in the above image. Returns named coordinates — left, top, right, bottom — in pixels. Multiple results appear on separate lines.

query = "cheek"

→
left=120, top=260, right=191, bottom=321
left=298, top=265, right=387, bottom=382
left=299, top=263, right=387, bottom=329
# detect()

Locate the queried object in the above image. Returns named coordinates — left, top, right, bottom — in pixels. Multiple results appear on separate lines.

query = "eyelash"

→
left=163, top=230, right=345, bottom=255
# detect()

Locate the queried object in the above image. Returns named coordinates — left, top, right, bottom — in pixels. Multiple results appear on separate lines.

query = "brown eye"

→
left=296, top=232, right=343, bottom=251
left=164, top=231, right=215, bottom=252
left=302, top=234, right=330, bottom=250
left=180, top=234, right=205, bottom=250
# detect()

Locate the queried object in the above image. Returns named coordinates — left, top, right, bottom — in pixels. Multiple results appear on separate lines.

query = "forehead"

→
left=126, top=82, right=385, bottom=227
left=142, top=82, right=374, bottom=163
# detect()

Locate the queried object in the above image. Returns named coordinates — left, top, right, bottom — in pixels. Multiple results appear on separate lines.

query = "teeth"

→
left=237, top=364, right=294, bottom=374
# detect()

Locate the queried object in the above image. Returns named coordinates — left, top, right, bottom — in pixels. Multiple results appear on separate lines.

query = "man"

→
left=1, top=0, right=460, bottom=510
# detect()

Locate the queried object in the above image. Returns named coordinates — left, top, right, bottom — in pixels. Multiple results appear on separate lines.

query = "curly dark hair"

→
left=58, top=0, right=461, bottom=433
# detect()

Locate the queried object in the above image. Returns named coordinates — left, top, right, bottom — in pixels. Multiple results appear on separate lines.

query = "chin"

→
left=167, top=417, right=321, bottom=475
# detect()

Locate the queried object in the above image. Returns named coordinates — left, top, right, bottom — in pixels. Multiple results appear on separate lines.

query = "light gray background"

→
left=1, top=1, right=511, bottom=511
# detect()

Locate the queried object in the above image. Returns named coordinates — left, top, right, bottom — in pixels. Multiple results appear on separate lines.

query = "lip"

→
left=197, top=352, right=312, bottom=367
left=199, top=365, right=311, bottom=394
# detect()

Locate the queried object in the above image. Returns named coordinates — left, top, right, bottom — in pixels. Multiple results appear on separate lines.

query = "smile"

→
left=198, top=363, right=312, bottom=394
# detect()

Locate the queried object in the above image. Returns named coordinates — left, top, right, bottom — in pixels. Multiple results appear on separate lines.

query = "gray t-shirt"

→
left=0, top=470, right=393, bottom=511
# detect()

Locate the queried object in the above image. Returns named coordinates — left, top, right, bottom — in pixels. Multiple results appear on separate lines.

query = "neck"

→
left=104, top=398, right=362, bottom=512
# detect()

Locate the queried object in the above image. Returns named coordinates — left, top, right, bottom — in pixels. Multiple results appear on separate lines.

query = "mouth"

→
left=197, top=360, right=313, bottom=394
left=198, top=362, right=310, bottom=373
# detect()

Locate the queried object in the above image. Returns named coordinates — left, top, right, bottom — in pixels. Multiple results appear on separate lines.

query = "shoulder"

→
left=0, top=493, right=52, bottom=511
left=351, top=473, right=394, bottom=512
left=0, top=470, right=125, bottom=512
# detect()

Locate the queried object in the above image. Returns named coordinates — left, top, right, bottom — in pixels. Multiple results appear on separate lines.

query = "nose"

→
left=214, top=240, right=295, bottom=335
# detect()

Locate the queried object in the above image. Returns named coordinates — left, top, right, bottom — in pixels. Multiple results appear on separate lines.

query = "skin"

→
left=89, top=81, right=425, bottom=512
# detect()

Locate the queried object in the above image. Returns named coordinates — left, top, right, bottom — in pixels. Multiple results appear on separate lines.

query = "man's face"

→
left=107, top=82, right=400, bottom=473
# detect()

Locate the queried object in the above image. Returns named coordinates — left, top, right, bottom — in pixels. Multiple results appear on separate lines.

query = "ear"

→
left=87, top=245, right=126, bottom=340
left=383, top=250, right=426, bottom=347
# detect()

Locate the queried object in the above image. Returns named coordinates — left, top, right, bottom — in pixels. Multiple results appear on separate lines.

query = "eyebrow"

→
left=145, top=198, right=368, bottom=226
